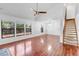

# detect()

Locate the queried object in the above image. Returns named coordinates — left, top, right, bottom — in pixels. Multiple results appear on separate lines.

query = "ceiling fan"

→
left=32, top=8, right=47, bottom=16
left=31, top=3, right=47, bottom=16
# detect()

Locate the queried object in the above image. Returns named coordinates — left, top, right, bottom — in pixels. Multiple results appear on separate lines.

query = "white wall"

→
left=32, top=21, right=46, bottom=34
left=0, top=14, right=33, bottom=24
left=46, top=20, right=61, bottom=35
left=32, top=21, right=41, bottom=34
left=34, top=19, right=62, bottom=36
left=35, top=4, right=65, bottom=36
left=66, top=5, right=76, bottom=19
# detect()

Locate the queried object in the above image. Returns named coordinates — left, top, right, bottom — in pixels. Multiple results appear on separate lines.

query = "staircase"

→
left=63, top=19, right=78, bottom=46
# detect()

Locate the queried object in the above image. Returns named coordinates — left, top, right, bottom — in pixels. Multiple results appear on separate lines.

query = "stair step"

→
left=64, top=32, right=76, bottom=34
left=66, top=23, right=75, bottom=25
left=66, top=24, right=75, bottom=25
left=66, top=22, right=75, bottom=24
left=64, top=35, right=76, bottom=37
left=66, top=23, right=75, bottom=26
left=65, top=28, right=76, bottom=30
left=64, top=42, right=78, bottom=46
left=65, top=33, right=77, bottom=35
left=64, top=37, right=76, bottom=39
left=64, top=33, right=76, bottom=34
left=66, top=23, right=75, bottom=24
left=64, top=36, right=76, bottom=38
left=64, top=34, right=77, bottom=36
left=65, top=27, right=75, bottom=28
left=65, top=29, right=76, bottom=31
left=65, top=27, right=75, bottom=29
left=66, top=26, right=75, bottom=27
left=67, top=22, right=75, bottom=23
left=64, top=30, right=76, bottom=31
left=65, top=33, right=76, bottom=34
left=65, top=32, right=76, bottom=34
left=65, top=29, right=76, bottom=30
left=65, top=31, right=76, bottom=33
left=64, top=30, right=76, bottom=33
left=64, top=39, right=77, bottom=42
left=63, top=19, right=77, bottom=46
left=64, top=38, right=77, bottom=41
left=65, top=26, right=75, bottom=28
left=65, top=23, right=75, bottom=24
left=64, top=31, right=76, bottom=32
left=66, top=21, right=75, bottom=24
left=64, top=39, right=77, bottom=44
left=67, top=21, right=74, bottom=24
left=67, top=21, right=74, bottom=23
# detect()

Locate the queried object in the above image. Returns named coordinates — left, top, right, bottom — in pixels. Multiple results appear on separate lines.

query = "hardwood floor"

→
left=0, top=34, right=78, bottom=56
left=63, top=44, right=78, bottom=56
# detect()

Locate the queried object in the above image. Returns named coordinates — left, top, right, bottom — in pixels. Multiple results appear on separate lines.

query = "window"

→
left=1, top=20, right=15, bottom=38
left=26, top=24, right=31, bottom=35
left=16, top=24, right=24, bottom=36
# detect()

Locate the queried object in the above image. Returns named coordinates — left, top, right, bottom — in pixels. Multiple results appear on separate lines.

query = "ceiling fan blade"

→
left=31, top=8, right=36, bottom=12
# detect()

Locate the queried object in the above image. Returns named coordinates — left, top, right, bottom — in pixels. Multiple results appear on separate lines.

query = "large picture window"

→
left=16, top=24, right=24, bottom=36
left=26, top=24, right=31, bottom=35
left=1, top=20, right=15, bottom=38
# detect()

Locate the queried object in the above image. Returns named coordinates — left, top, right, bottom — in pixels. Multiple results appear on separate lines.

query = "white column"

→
left=15, top=23, right=16, bottom=37
left=24, top=24, right=26, bottom=35
left=0, top=19, right=1, bottom=39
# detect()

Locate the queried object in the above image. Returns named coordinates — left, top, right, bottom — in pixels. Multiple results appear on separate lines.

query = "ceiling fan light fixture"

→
left=38, top=11, right=47, bottom=13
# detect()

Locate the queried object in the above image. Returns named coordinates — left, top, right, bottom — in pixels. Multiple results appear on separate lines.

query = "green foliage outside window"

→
left=26, top=24, right=31, bottom=32
left=1, top=20, right=15, bottom=38
left=16, top=24, right=24, bottom=34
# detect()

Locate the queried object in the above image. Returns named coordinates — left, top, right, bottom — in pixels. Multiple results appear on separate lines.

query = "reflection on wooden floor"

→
left=0, top=34, right=78, bottom=56
left=63, top=44, right=78, bottom=56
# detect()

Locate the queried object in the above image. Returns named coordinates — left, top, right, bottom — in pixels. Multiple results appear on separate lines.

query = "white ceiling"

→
left=0, top=3, right=36, bottom=19
left=0, top=3, right=64, bottom=20
left=0, top=3, right=78, bottom=20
